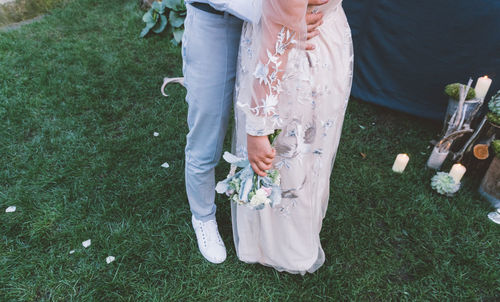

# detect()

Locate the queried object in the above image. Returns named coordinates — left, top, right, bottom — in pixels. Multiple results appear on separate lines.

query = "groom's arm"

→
left=305, top=0, right=329, bottom=50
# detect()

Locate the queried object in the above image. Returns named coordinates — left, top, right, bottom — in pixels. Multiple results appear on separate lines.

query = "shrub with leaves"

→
left=489, top=90, right=500, bottom=115
left=431, top=172, right=460, bottom=196
left=492, top=140, right=500, bottom=158
left=444, top=83, right=476, bottom=101
left=140, top=0, right=186, bottom=44
left=487, top=112, right=500, bottom=126
left=486, top=90, right=500, bottom=126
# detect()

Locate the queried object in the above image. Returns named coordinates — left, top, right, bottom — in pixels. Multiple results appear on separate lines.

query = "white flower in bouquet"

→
left=250, top=188, right=272, bottom=207
left=216, top=130, right=282, bottom=210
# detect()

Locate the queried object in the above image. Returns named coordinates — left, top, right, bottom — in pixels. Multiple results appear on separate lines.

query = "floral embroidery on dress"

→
left=237, top=26, right=297, bottom=136
left=251, top=27, right=296, bottom=116
left=321, top=118, right=337, bottom=136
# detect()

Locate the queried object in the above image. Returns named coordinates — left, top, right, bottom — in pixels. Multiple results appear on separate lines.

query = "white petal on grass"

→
left=106, top=256, right=116, bottom=264
left=69, top=250, right=75, bottom=254
left=5, top=206, right=16, bottom=213
left=488, top=212, right=500, bottom=224
left=82, top=239, right=91, bottom=248
left=153, top=132, right=159, bottom=137
left=161, top=162, right=170, bottom=168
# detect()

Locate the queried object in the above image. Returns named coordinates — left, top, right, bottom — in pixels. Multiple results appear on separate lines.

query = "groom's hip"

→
left=182, top=2, right=243, bottom=91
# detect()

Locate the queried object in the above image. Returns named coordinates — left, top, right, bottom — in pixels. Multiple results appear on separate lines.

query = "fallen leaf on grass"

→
left=360, top=152, right=367, bottom=159
left=161, top=162, right=170, bottom=168
left=106, top=256, right=115, bottom=264
left=82, top=239, right=91, bottom=248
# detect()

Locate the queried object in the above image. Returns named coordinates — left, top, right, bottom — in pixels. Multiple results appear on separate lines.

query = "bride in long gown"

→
left=231, top=0, right=353, bottom=274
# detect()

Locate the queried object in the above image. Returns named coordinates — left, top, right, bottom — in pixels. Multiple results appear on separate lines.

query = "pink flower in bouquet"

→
left=261, top=187, right=272, bottom=197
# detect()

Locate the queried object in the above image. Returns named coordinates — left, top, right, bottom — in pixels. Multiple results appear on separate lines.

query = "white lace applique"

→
left=312, top=148, right=323, bottom=177
left=274, top=198, right=297, bottom=217
left=321, top=119, right=335, bottom=136
left=274, top=157, right=291, bottom=170
left=274, top=175, right=306, bottom=217
left=252, top=27, right=296, bottom=115
left=240, top=26, right=297, bottom=136
left=236, top=145, right=248, bottom=159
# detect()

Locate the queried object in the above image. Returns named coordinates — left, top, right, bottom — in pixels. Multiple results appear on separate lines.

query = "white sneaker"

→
left=191, top=215, right=227, bottom=264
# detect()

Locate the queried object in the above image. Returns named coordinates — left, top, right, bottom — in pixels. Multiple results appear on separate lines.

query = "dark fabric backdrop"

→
left=343, top=0, right=500, bottom=120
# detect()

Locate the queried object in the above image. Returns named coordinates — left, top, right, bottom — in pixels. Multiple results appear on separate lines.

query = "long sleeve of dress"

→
left=243, top=0, right=308, bottom=136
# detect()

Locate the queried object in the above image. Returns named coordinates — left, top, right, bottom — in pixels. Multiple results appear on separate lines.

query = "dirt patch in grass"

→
left=0, top=0, right=66, bottom=26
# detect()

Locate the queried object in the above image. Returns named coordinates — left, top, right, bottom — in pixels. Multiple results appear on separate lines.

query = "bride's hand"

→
left=247, top=134, right=276, bottom=177
left=306, top=0, right=329, bottom=50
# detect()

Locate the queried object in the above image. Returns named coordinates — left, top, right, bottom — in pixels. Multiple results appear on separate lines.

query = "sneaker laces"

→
left=203, top=220, right=223, bottom=246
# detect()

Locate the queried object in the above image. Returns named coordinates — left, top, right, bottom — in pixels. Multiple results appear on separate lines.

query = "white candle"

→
left=449, top=163, right=466, bottom=183
left=392, top=154, right=409, bottom=173
left=475, top=76, right=492, bottom=99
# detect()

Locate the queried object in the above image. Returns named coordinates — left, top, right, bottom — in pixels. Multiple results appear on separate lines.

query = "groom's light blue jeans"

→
left=182, top=4, right=243, bottom=222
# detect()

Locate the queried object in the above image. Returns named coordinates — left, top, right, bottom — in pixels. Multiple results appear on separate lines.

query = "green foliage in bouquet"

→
left=268, top=129, right=282, bottom=143
left=487, top=90, right=500, bottom=126
left=444, top=83, right=476, bottom=101
left=140, top=0, right=186, bottom=45
left=431, top=172, right=460, bottom=196
left=492, top=140, right=500, bottom=158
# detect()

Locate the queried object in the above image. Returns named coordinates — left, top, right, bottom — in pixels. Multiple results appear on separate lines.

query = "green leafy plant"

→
left=431, top=172, right=460, bottom=196
left=492, top=140, right=500, bottom=158
left=489, top=90, right=500, bottom=115
left=140, top=0, right=186, bottom=44
left=487, top=112, right=500, bottom=126
left=486, top=90, right=500, bottom=126
left=444, top=83, right=476, bottom=101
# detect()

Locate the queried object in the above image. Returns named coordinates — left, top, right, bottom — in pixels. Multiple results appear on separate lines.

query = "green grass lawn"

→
left=1, top=0, right=499, bottom=300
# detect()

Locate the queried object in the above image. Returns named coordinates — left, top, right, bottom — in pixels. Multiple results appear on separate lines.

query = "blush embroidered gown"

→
left=231, top=0, right=353, bottom=274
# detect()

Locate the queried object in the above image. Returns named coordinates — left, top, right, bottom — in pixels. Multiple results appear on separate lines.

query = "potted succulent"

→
left=427, top=82, right=480, bottom=169
left=445, top=83, right=476, bottom=101
left=486, top=90, right=500, bottom=128
left=479, top=139, right=500, bottom=208
left=442, top=83, right=481, bottom=132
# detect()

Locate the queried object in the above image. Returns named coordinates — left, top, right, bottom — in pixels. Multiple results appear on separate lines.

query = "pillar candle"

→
left=475, top=76, right=492, bottom=99
left=392, top=154, right=409, bottom=173
left=449, top=163, right=466, bottom=183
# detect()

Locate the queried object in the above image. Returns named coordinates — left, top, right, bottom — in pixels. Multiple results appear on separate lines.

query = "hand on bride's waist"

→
left=306, top=0, right=329, bottom=50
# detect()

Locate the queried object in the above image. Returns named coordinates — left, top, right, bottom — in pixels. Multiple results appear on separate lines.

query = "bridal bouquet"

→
left=215, top=131, right=282, bottom=210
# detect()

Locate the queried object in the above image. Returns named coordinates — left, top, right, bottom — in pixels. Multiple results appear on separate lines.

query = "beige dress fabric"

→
left=231, top=0, right=353, bottom=274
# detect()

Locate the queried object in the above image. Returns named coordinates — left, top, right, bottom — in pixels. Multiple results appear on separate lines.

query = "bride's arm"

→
left=246, top=0, right=308, bottom=176
left=246, top=0, right=308, bottom=136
